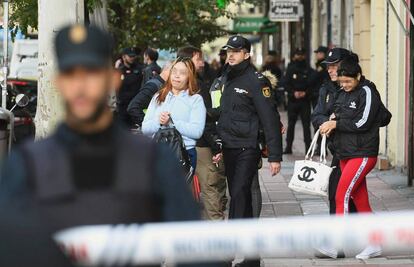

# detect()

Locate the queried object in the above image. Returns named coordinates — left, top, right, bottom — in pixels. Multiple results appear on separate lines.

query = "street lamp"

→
left=2, top=0, right=8, bottom=109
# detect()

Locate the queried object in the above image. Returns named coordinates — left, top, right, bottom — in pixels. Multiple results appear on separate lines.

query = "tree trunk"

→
left=35, top=0, right=84, bottom=139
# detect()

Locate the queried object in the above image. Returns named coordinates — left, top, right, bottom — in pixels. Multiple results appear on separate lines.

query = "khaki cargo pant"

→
left=195, top=147, right=227, bottom=220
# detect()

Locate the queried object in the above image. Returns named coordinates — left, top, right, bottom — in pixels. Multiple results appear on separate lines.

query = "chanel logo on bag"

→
left=298, top=166, right=317, bottom=182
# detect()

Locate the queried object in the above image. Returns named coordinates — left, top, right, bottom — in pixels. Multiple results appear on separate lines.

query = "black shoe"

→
left=283, top=149, right=292, bottom=154
left=338, top=250, right=346, bottom=258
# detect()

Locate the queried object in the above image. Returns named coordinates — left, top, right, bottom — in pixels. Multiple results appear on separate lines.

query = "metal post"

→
left=2, top=0, right=8, bottom=109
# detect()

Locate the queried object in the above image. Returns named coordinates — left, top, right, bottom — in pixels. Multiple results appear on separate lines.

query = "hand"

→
left=329, top=113, right=336, bottom=120
left=281, top=125, right=286, bottom=134
left=269, top=161, right=281, bottom=176
left=212, top=153, right=222, bottom=165
left=294, top=91, right=306, bottom=99
left=320, top=120, right=337, bottom=136
left=159, top=112, right=170, bottom=125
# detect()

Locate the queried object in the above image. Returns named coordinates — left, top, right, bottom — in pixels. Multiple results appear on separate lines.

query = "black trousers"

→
left=251, top=171, right=262, bottom=218
left=329, top=155, right=357, bottom=214
left=223, top=148, right=261, bottom=219
left=286, top=100, right=312, bottom=151
left=224, top=148, right=261, bottom=267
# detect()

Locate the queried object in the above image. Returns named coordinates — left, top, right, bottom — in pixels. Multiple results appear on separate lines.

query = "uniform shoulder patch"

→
left=255, top=71, right=264, bottom=79
left=262, top=86, right=271, bottom=98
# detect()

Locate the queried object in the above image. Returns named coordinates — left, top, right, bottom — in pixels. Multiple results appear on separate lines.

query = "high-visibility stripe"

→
left=211, top=90, right=222, bottom=109
left=344, top=157, right=368, bottom=214
left=355, top=86, right=372, bottom=128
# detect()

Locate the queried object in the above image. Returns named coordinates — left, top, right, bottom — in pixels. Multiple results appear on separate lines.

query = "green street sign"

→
left=233, top=17, right=278, bottom=33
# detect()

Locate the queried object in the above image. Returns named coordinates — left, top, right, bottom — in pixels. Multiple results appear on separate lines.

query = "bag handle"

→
left=320, top=134, right=328, bottom=164
left=305, top=129, right=320, bottom=160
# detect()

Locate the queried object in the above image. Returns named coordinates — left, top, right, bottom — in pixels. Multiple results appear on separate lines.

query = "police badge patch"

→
left=262, top=87, right=271, bottom=98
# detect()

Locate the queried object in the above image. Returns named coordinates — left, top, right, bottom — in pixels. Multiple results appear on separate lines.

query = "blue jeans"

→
left=187, top=148, right=197, bottom=171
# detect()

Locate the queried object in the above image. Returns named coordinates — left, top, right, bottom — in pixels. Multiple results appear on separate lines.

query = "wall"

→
left=385, top=0, right=408, bottom=166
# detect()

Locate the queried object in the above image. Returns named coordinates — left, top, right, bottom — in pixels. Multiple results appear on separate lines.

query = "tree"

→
left=11, top=0, right=261, bottom=137
left=11, top=0, right=261, bottom=51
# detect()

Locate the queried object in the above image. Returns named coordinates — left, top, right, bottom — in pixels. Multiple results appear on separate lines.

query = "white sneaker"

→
left=315, top=246, right=338, bottom=259
left=355, top=245, right=382, bottom=260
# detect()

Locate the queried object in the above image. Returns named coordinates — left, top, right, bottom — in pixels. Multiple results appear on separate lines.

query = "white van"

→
left=9, top=39, right=38, bottom=81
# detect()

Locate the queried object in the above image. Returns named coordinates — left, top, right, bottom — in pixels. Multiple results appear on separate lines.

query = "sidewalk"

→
left=258, top=111, right=414, bottom=266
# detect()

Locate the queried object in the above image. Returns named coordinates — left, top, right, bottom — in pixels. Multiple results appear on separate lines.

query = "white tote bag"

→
left=288, top=130, right=332, bottom=197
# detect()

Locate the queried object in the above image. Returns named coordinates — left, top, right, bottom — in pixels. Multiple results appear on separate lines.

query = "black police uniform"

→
left=117, top=49, right=144, bottom=128
left=311, top=47, right=358, bottom=215
left=283, top=59, right=314, bottom=152
left=217, top=59, right=283, bottom=219
left=0, top=25, right=200, bottom=267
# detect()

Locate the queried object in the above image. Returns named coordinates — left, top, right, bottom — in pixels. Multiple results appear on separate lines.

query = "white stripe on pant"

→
left=344, top=157, right=368, bottom=214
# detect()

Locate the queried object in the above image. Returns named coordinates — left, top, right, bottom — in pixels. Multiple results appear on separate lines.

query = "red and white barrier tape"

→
left=54, top=211, right=414, bottom=266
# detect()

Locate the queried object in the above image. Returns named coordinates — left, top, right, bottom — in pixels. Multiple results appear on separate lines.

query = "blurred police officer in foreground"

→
left=311, top=48, right=358, bottom=218
left=116, top=47, right=144, bottom=128
left=311, top=46, right=329, bottom=108
left=216, top=36, right=282, bottom=266
left=283, top=48, right=314, bottom=154
left=0, top=24, right=199, bottom=266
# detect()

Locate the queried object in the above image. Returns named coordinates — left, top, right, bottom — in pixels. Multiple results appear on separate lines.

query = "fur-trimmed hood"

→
left=261, top=70, right=278, bottom=88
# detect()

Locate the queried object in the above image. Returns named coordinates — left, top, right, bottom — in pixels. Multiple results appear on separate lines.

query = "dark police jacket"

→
left=311, top=80, right=341, bottom=129
left=311, top=59, right=329, bottom=100
left=127, top=75, right=165, bottom=126
left=283, top=60, right=316, bottom=102
left=217, top=60, right=283, bottom=162
left=196, top=76, right=222, bottom=154
left=117, top=62, right=144, bottom=106
left=333, top=78, right=381, bottom=159
left=0, top=123, right=199, bottom=266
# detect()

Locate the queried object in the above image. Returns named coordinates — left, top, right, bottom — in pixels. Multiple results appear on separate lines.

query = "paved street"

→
left=258, top=111, right=414, bottom=266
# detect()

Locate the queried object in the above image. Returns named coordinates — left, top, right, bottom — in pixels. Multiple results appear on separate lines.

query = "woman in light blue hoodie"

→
left=142, top=57, right=206, bottom=169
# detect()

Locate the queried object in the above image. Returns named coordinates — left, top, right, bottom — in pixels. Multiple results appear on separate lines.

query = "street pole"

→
left=2, top=0, right=8, bottom=109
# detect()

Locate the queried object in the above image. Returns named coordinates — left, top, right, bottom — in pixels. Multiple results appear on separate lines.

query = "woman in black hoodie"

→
left=320, top=56, right=383, bottom=259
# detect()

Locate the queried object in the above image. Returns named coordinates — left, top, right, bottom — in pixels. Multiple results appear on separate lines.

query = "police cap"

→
left=314, top=46, right=328, bottom=54
left=122, top=47, right=137, bottom=57
left=293, top=48, right=306, bottom=56
left=54, top=24, right=113, bottom=72
left=323, top=48, right=352, bottom=64
left=222, top=35, right=251, bottom=53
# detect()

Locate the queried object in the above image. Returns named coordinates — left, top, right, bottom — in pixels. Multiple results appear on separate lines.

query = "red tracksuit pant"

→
left=336, top=157, right=377, bottom=214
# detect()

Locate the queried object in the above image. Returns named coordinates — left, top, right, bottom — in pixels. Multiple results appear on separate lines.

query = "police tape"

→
left=53, top=211, right=414, bottom=266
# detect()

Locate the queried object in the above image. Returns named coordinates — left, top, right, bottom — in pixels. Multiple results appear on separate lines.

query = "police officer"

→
left=0, top=24, right=200, bottom=266
left=116, top=47, right=144, bottom=128
left=311, top=46, right=329, bottom=108
left=217, top=36, right=282, bottom=267
left=283, top=48, right=314, bottom=154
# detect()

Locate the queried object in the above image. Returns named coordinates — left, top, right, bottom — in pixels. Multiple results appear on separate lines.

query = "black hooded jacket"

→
left=333, top=77, right=381, bottom=159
